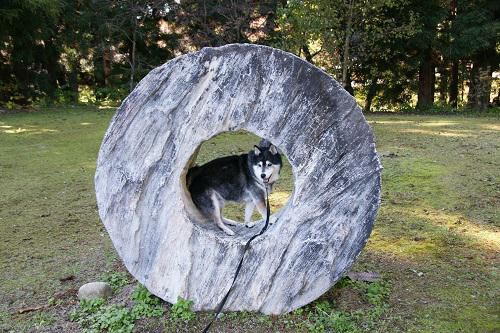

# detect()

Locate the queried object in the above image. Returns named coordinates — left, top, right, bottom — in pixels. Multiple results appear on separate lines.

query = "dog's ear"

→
left=254, top=145, right=262, bottom=156
left=269, top=144, right=278, bottom=155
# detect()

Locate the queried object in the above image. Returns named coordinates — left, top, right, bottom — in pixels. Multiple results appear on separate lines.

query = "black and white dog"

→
left=187, top=139, right=282, bottom=235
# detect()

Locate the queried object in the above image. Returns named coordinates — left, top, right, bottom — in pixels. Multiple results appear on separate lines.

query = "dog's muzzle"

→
left=261, top=173, right=269, bottom=183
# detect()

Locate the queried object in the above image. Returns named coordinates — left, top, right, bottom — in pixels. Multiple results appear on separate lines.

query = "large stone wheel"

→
left=95, top=44, right=381, bottom=314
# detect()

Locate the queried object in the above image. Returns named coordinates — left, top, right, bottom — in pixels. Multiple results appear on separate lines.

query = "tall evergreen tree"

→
left=0, top=0, right=64, bottom=105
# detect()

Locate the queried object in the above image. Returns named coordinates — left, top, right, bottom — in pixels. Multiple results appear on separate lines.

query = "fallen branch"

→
left=13, top=304, right=49, bottom=314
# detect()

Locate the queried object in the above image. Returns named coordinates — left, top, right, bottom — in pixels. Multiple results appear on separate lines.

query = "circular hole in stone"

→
left=181, top=130, right=294, bottom=237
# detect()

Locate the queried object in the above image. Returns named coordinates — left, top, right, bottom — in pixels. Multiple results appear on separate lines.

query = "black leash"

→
left=202, top=186, right=271, bottom=333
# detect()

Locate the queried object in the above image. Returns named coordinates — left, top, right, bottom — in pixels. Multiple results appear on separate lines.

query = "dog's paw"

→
left=222, top=217, right=240, bottom=226
left=223, top=228, right=235, bottom=236
left=245, top=221, right=257, bottom=228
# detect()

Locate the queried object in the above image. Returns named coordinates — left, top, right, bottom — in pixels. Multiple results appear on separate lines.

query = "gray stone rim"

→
left=95, top=44, right=381, bottom=314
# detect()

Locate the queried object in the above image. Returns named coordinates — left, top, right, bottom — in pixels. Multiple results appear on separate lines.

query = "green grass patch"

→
left=278, top=279, right=391, bottom=333
left=0, top=107, right=498, bottom=332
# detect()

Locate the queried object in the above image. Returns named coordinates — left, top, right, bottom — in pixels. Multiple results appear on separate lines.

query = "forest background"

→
left=1, top=0, right=498, bottom=113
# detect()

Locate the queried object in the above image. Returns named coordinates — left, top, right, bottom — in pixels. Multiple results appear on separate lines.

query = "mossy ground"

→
left=0, top=107, right=498, bottom=332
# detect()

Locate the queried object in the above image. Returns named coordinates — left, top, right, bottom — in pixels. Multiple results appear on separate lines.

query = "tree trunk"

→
left=438, top=63, right=448, bottom=103
left=130, top=26, right=137, bottom=91
left=448, top=0, right=458, bottom=108
left=129, top=17, right=137, bottom=92
left=344, top=70, right=354, bottom=96
left=341, top=0, right=354, bottom=86
left=364, top=78, right=378, bottom=113
left=12, top=47, right=30, bottom=101
left=363, top=78, right=378, bottom=113
left=45, top=39, right=59, bottom=100
left=69, top=66, right=79, bottom=103
left=468, top=46, right=495, bottom=111
left=467, top=61, right=479, bottom=107
left=301, top=45, right=321, bottom=64
left=103, top=45, right=113, bottom=87
left=449, top=60, right=459, bottom=108
left=478, top=66, right=492, bottom=111
left=416, top=49, right=435, bottom=110
left=302, top=45, right=313, bottom=63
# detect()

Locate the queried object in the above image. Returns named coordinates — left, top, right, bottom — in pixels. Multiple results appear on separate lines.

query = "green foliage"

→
left=69, top=298, right=125, bottom=333
left=302, top=279, right=390, bottom=333
left=103, top=271, right=130, bottom=291
left=0, top=0, right=66, bottom=106
left=70, top=301, right=134, bottom=333
left=32, top=312, right=56, bottom=327
left=130, top=284, right=164, bottom=318
left=1, top=0, right=498, bottom=110
left=0, top=83, right=31, bottom=109
left=69, top=284, right=164, bottom=332
left=291, top=307, right=305, bottom=316
left=170, top=297, right=195, bottom=322
left=94, top=87, right=128, bottom=106
left=366, top=282, right=390, bottom=307
left=333, top=276, right=354, bottom=289
left=441, top=0, right=499, bottom=60
left=306, top=301, right=359, bottom=333
left=47, top=296, right=63, bottom=307
left=277, top=0, right=423, bottom=110
left=277, top=0, right=499, bottom=111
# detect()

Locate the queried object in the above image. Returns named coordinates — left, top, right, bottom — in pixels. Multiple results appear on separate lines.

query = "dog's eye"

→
left=266, top=162, right=272, bottom=167
left=258, top=162, right=263, bottom=167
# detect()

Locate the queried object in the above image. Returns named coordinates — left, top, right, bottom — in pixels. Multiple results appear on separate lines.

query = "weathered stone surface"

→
left=78, top=282, right=113, bottom=300
left=95, top=44, right=381, bottom=314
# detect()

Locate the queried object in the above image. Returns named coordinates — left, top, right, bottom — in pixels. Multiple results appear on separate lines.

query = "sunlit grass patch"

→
left=400, top=128, right=477, bottom=138
left=1, top=126, right=59, bottom=134
left=363, top=114, right=499, bottom=332
left=417, top=121, right=459, bottom=127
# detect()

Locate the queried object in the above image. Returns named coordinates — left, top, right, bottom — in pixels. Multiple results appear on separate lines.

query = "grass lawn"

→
left=0, top=107, right=498, bottom=332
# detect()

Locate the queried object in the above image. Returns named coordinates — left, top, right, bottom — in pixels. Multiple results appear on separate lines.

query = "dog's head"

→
left=249, top=139, right=282, bottom=185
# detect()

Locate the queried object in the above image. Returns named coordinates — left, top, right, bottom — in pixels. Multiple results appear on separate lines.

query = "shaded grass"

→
left=0, top=108, right=498, bottom=332
left=0, top=107, right=118, bottom=332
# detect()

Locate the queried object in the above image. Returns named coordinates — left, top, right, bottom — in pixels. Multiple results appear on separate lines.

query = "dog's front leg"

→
left=210, top=192, right=235, bottom=236
left=244, top=202, right=255, bottom=227
left=254, top=198, right=268, bottom=220
left=254, top=196, right=277, bottom=225
left=246, top=196, right=272, bottom=228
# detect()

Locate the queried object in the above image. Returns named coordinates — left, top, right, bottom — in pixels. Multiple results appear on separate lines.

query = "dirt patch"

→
left=333, top=287, right=371, bottom=313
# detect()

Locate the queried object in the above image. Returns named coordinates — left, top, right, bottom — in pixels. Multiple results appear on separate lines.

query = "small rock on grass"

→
left=77, top=282, right=113, bottom=300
